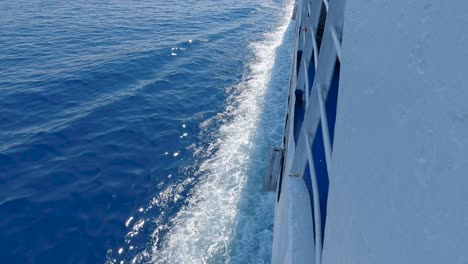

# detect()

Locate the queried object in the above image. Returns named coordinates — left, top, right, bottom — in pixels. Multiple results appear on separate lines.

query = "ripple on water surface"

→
left=0, top=0, right=292, bottom=263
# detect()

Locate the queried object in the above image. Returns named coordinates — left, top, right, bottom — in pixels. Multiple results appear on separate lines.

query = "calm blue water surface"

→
left=0, top=0, right=292, bottom=263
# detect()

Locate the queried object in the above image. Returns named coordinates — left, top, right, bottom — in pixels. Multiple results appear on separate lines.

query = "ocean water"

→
left=0, top=0, right=293, bottom=263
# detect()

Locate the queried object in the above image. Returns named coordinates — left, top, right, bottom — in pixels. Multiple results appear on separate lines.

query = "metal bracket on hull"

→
left=264, top=147, right=284, bottom=192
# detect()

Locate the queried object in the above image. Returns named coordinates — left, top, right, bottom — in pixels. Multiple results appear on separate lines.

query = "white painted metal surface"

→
left=272, top=0, right=468, bottom=263
left=322, top=0, right=468, bottom=263
left=272, top=0, right=345, bottom=262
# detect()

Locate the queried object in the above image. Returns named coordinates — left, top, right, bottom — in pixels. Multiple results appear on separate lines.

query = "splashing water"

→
left=150, top=1, right=294, bottom=263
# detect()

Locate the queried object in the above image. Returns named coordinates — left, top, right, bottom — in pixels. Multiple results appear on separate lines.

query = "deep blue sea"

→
left=0, top=0, right=293, bottom=263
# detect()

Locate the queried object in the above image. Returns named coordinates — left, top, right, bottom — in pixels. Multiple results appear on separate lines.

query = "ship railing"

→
left=284, top=0, right=346, bottom=263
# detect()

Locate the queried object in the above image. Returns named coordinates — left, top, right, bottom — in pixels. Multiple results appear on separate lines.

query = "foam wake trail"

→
left=152, top=1, right=293, bottom=263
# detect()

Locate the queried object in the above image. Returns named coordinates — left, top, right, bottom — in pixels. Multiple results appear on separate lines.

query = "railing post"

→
left=305, top=134, right=322, bottom=264
left=317, top=85, right=333, bottom=173
left=322, top=0, right=329, bottom=12
left=310, top=27, right=319, bottom=70
left=330, top=26, right=342, bottom=62
left=303, top=57, right=309, bottom=108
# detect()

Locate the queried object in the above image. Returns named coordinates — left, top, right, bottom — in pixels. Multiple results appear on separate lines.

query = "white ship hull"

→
left=270, top=0, right=468, bottom=263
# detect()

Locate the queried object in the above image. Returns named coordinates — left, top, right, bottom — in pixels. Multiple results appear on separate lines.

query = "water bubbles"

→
left=125, top=216, right=134, bottom=227
left=173, top=152, right=179, bottom=157
left=127, top=219, right=146, bottom=238
left=170, top=47, right=187, bottom=56
left=151, top=1, right=294, bottom=261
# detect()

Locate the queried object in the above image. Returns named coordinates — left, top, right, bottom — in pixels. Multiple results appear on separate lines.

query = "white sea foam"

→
left=151, top=1, right=293, bottom=263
